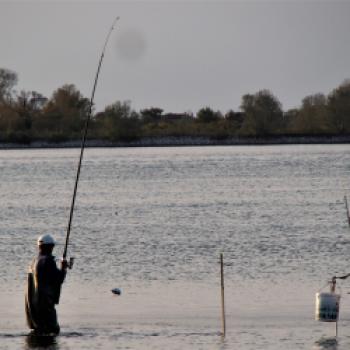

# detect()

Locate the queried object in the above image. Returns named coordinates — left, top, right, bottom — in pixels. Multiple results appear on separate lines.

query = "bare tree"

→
left=0, top=68, right=18, bottom=103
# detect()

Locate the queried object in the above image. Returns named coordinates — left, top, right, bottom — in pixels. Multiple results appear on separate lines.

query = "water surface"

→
left=1, top=145, right=350, bottom=349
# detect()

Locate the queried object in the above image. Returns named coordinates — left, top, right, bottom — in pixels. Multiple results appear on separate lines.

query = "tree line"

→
left=1, top=67, right=350, bottom=144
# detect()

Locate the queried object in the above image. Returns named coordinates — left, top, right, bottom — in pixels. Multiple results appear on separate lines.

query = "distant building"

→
left=30, top=96, right=48, bottom=110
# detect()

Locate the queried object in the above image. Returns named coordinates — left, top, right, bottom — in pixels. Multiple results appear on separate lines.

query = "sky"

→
left=1, top=0, right=350, bottom=114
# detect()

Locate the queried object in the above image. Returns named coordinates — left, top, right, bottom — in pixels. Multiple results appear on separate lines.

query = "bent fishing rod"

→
left=63, top=17, right=120, bottom=260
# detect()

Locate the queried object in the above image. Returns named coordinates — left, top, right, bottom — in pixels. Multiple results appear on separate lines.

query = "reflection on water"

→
left=24, top=333, right=58, bottom=350
left=314, top=337, right=338, bottom=350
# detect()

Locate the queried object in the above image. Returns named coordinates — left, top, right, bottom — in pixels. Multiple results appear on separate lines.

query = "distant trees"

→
left=0, top=103, right=21, bottom=141
left=140, top=107, right=163, bottom=123
left=28, top=84, right=89, bottom=142
left=0, top=68, right=17, bottom=102
left=289, top=93, right=330, bottom=135
left=285, top=81, right=350, bottom=135
left=225, top=110, right=244, bottom=128
left=240, top=90, right=283, bottom=136
left=0, top=69, right=31, bottom=142
left=0, top=82, right=90, bottom=142
left=196, top=107, right=221, bottom=123
left=15, top=90, right=39, bottom=134
left=1, top=66, right=350, bottom=144
left=328, top=80, right=350, bottom=134
left=96, top=101, right=141, bottom=141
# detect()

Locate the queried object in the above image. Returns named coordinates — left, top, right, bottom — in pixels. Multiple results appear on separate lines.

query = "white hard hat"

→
left=37, top=234, right=56, bottom=246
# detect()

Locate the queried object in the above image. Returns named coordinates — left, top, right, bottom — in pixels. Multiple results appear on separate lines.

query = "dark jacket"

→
left=25, top=253, right=66, bottom=334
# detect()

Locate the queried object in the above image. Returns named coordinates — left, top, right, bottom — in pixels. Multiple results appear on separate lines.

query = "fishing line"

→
left=63, top=17, right=120, bottom=259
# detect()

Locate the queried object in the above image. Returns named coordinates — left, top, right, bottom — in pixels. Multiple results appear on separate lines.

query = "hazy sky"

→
left=1, top=0, right=350, bottom=113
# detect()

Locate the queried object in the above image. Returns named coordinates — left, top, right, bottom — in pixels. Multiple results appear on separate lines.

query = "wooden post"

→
left=331, top=277, right=338, bottom=338
left=220, top=253, right=226, bottom=337
left=344, top=196, right=350, bottom=227
left=336, top=320, right=338, bottom=338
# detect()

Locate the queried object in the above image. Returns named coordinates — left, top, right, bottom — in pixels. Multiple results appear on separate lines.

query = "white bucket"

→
left=315, top=292, right=340, bottom=322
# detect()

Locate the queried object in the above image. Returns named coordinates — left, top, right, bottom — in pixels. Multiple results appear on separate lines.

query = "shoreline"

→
left=1, top=135, right=350, bottom=149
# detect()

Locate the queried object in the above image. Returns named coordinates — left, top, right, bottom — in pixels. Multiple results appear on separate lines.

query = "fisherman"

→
left=25, top=234, right=69, bottom=335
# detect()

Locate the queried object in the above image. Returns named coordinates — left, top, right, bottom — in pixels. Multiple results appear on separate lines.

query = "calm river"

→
left=0, top=145, right=350, bottom=349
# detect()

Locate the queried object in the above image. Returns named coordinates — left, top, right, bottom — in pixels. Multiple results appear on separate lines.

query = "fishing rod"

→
left=63, top=17, right=120, bottom=260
